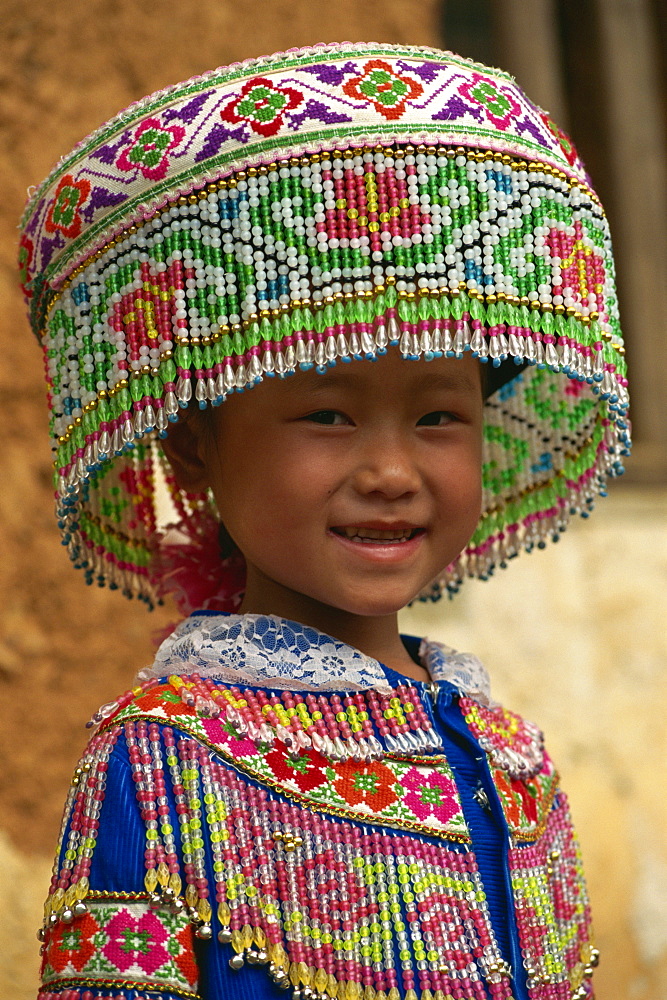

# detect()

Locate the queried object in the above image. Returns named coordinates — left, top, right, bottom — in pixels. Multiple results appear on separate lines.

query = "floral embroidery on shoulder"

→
left=458, top=695, right=560, bottom=838
left=111, top=679, right=469, bottom=841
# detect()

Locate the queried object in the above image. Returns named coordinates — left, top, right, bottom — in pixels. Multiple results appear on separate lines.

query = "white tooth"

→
left=339, top=526, right=415, bottom=542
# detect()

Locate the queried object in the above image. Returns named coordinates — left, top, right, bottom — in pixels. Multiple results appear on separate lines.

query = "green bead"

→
left=469, top=296, right=486, bottom=322
left=540, top=311, right=554, bottom=336
left=373, top=291, right=386, bottom=317
left=333, top=300, right=346, bottom=327
left=301, top=306, right=315, bottom=332
left=384, top=284, right=398, bottom=309
left=450, top=294, right=465, bottom=321
left=175, top=344, right=191, bottom=369
left=231, top=331, right=246, bottom=355
left=397, top=297, right=411, bottom=322
left=417, top=296, right=431, bottom=322
left=130, top=377, right=143, bottom=403
left=218, top=334, right=234, bottom=358
left=191, top=345, right=203, bottom=370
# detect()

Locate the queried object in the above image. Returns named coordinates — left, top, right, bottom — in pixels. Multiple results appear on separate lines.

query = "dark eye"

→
left=416, top=411, right=456, bottom=427
left=304, top=410, right=349, bottom=426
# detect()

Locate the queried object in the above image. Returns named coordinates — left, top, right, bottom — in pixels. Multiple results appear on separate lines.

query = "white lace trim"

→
left=138, top=613, right=491, bottom=702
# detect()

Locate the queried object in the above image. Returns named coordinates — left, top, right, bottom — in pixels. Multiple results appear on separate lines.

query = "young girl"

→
left=20, top=42, right=629, bottom=1000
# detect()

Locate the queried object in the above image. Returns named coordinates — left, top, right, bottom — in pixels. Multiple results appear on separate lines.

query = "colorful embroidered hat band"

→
left=19, top=42, right=630, bottom=608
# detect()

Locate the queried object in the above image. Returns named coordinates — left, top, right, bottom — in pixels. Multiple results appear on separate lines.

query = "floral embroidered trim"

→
left=116, top=117, right=187, bottom=181
left=492, top=766, right=560, bottom=842
left=342, top=59, right=425, bottom=120
left=106, top=705, right=470, bottom=841
left=40, top=898, right=198, bottom=993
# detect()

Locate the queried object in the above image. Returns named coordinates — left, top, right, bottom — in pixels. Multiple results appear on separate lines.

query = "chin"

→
left=333, top=590, right=419, bottom=619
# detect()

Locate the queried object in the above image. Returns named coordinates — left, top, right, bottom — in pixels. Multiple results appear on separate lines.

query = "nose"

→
left=351, top=428, right=422, bottom=500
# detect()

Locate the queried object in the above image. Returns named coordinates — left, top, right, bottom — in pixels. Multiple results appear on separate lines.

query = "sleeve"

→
left=37, top=722, right=200, bottom=1000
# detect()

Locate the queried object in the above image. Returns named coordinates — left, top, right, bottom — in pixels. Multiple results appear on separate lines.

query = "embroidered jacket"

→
left=38, top=613, right=597, bottom=1000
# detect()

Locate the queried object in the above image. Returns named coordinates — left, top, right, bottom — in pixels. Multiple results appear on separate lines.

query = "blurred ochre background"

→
left=1, top=2, right=665, bottom=998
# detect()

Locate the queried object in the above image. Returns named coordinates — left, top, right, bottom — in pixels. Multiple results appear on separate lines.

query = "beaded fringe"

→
left=54, top=291, right=629, bottom=608
left=36, top=142, right=629, bottom=607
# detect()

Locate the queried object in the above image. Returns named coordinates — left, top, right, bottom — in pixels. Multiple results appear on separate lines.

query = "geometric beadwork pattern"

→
left=19, top=43, right=630, bottom=606
left=21, top=43, right=594, bottom=293
left=510, top=797, right=597, bottom=999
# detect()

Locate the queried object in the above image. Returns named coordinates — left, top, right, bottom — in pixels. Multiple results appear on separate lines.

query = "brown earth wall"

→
left=1, top=3, right=665, bottom=998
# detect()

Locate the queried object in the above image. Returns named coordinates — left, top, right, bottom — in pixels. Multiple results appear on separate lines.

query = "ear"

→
left=161, top=416, right=210, bottom=493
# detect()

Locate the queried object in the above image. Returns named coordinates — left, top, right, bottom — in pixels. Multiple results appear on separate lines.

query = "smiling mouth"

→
left=331, top=526, right=424, bottom=544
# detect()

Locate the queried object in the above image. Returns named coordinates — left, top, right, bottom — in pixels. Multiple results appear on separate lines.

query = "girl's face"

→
left=186, top=349, right=483, bottom=626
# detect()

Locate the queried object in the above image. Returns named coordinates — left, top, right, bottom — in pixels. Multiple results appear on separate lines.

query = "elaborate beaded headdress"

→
left=19, top=42, right=630, bottom=609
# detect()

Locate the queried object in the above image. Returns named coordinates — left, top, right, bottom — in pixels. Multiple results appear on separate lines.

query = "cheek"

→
left=436, top=449, right=483, bottom=522
left=211, top=450, right=319, bottom=544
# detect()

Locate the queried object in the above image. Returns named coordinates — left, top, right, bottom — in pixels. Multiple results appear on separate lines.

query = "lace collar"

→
left=140, top=612, right=491, bottom=704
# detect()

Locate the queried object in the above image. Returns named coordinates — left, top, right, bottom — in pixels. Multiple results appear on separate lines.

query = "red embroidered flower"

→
left=116, top=117, right=186, bottom=181
left=45, top=910, right=99, bottom=972
left=459, top=73, right=521, bottom=130
left=343, top=60, right=424, bottom=120
left=540, top=111, right=579, bottom=167
left=103, top=908, right=170, bottom=974
left=18, top=233, right=34, bottom=298
left=332, top=759, right=398, bottom=810
left=45, top=173, right=91, bottom=239
left=264, top=745, right=329, bottom=792
left=173, top=921, right=198, bottom=987
left=492, top=769, right=522, bottom=826
left=401, top=766, right=459, bottom=824
left=511, top=776, right=540, bottom=824
left=220, top=76, right=304, bottom=137
left=494, top=769, right=542, bottom=826
left=133, top=685, right=194, bottom=719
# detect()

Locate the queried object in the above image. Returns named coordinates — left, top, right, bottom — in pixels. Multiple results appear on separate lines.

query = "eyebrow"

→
left=287, top=366, right=481, bottom=395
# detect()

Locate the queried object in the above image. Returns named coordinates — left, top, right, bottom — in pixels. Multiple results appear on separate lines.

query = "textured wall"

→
left=1, top=3, right=665, bottom=998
